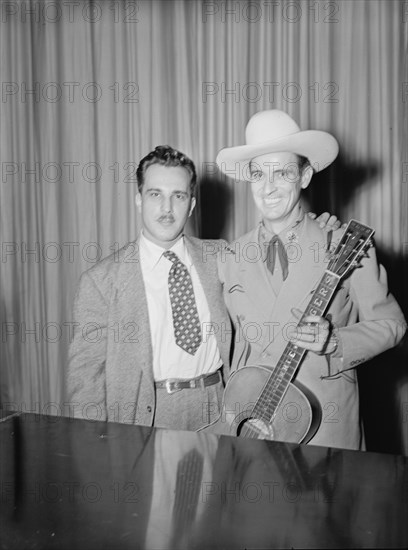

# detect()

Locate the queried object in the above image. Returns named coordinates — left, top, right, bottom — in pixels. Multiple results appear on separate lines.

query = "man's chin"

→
left=156, top=226, right=183, bottom=243
left=263, top=209, right=284, bottom=221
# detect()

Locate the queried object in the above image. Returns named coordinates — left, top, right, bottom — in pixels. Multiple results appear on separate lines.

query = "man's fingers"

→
left=310, top=211, right=343, bottom=231
left=315, top=211, right=330, bottom=226
left=326, top=215, right=341, bottom=230
left=309, top=212, right=344, bottom=230
left=289, top=313, right=332, bottom=355
left=289, top=324, right=324, bottom=341
left=291, top=307, right=303, bottom=320
left=288, top=316, right=331, bottom=353
left=302, top=314, right=323, bottom=323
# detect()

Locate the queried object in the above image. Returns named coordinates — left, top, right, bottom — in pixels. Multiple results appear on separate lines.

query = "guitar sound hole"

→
left=238, top=418, right=275, bottom=440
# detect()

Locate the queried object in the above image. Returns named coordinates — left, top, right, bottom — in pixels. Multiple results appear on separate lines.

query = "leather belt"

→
left=155, top=370, right=222, bottom=394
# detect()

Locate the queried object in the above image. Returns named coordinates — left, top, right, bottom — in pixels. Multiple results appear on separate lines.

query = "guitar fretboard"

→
left=252, top=271, right=341, bottom=423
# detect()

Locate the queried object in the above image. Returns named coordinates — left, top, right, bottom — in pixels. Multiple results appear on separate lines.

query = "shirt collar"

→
left=140, top=232, right=189, bottom=271
left=258, top=208, right=306, bottom=260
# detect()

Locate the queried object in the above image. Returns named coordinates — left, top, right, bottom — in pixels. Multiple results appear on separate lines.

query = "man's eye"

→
left=282, top=168, right=298, bottom=180
left=250, top=171, right=264, bottom=182
left=175, top=194, right=186, bottom=200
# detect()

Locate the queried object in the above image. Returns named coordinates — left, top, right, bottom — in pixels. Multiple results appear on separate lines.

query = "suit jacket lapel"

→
left=238, top=228, right=278, bottom=319
left=114, top=237, right=154, bottom=386
left=185, top=235, right=230, bottom=369
left=261, top=217, right=329, bottom=357
left=186, top=236, right=208, bottom=294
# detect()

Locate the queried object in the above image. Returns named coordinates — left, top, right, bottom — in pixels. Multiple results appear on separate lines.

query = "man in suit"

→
left=66, top=145, right=231, bottom=430
left=216, top=110, right=407, bottom=450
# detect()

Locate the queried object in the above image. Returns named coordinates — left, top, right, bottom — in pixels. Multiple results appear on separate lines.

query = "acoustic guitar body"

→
left=200, top=366, right=322, bottom=444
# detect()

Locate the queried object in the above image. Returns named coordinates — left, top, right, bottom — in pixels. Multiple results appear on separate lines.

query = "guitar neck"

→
left=253, top=270, right=341, bottom=423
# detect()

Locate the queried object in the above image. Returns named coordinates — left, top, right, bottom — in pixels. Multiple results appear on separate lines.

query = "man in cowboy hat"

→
left=216, top=109, right=406, bottom=450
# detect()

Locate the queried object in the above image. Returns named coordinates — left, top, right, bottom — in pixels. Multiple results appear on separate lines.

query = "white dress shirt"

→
left=139, top=233, right=222, bottom=380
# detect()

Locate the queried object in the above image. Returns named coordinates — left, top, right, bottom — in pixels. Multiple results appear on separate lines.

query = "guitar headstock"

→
left=327, top=220, right=375, bottom=278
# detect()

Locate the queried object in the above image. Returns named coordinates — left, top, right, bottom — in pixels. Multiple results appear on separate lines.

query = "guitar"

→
left=200, top=220, right=375, bottom=443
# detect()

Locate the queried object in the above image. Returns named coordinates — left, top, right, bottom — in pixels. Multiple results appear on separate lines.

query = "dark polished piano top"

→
left=1, top=411, right=407, bottom=549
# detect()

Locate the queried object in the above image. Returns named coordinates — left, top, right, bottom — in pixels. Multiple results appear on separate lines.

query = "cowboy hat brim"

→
left=216, top=130, right=339, bottom=179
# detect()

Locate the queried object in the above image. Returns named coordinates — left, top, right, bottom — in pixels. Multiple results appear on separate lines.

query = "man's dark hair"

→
left=136, top=145, right=197, bottom=196
left=297, top=154, right=311, bottom=172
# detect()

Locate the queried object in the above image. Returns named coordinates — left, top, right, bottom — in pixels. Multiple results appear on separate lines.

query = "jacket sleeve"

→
left=331, top=244, right=407, bottom=371
left=65, top=270, right=109, bottom=421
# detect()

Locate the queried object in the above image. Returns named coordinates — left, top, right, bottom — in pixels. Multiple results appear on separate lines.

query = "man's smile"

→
left=263, top=196, right=283, bottom=206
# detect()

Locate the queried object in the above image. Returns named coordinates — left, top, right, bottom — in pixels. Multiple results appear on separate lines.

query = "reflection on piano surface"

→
left=1, top=412, right=407, bottom=549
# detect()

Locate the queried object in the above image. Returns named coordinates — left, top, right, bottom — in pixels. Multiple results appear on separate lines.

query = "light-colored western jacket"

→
left=220, top=216, right=406, bottom=450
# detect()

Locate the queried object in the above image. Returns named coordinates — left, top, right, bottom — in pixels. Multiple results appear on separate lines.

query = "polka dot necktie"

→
left=163, top=250, right=202, bottom=355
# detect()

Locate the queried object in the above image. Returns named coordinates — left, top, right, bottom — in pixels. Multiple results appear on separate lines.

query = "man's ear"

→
left=301, top=165, right=313, bottom=190
left=135, top=192, right=142, bottom=211
left=189, top=197, right=196, bottom=217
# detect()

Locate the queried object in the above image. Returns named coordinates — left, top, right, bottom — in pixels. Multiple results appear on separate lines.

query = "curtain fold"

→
left=1, top=0, right=407, bottom=452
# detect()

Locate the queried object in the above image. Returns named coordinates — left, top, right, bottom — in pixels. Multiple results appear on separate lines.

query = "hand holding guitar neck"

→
left=289, top=308, right=334, bottom=356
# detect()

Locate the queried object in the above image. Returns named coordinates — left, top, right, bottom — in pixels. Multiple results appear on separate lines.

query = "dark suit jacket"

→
left=66, top=235, right=231, bottom=426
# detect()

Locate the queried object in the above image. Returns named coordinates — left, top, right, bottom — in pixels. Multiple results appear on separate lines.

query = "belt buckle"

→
left=165, top=379, right=181, bottom=394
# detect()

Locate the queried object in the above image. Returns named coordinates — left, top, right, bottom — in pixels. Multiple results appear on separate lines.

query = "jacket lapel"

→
left=113, top=237, right=154, bottom=385
left=237, top=227, right=278, bottom=320
left=185, top=236, right=230, bottom=370
left=186, top=235, right=210, bottom=297
left=261, top=217, right=329, bottom=357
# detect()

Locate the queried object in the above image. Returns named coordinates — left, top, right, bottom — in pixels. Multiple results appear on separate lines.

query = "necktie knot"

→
left=163, top=250, right=179, bottom=264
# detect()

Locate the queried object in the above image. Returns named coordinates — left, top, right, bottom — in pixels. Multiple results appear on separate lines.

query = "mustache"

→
left=158, top=214, right=175, bottom=223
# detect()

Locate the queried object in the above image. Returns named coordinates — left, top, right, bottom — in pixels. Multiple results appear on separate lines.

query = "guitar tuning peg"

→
left=351, top=257, right=365, bottom=268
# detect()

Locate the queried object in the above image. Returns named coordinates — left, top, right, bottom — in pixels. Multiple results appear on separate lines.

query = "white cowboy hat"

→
left=216, top=110, right=339, bottom=179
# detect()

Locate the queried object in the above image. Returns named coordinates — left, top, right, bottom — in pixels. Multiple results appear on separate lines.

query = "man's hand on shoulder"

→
left=308, top=211, right=346, bottom=232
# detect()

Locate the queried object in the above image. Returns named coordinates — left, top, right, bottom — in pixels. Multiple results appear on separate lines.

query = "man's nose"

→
left=262, top=176, right=277, bottom=194
left=162, top=196, right=172, bottom=213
